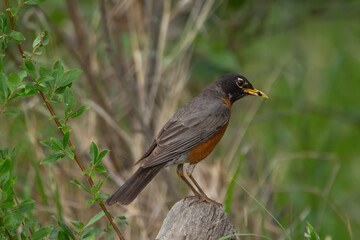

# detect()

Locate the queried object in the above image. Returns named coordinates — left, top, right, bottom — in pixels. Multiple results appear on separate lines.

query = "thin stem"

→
left=17, top=0, right=25, bottom=8
left=4, top=0, right=25, bottom=59
left=5, top=228, right=13, bottom=240
left=38, top=55, right=125, bottom=240
left=5, top=3, right=125, bottom=240
left=0, top=91, right=15, bottom=115
left=28, top=32, right=44, bottom=61
left=0, top=101, right=8, bottom=114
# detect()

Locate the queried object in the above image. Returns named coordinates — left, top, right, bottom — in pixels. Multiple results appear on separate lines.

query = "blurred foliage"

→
left=192, top=0, right=360, bottom=239
left=1, top=0, right=359, bottom=239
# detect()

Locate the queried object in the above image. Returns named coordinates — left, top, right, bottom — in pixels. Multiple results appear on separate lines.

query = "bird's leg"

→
left=176, top=164, right=201, bottom=197
left=186, top=164, right=222, bottom=207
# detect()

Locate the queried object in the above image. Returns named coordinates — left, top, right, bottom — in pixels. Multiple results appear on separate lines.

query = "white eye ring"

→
left=236, top=77, right=245, bottom=88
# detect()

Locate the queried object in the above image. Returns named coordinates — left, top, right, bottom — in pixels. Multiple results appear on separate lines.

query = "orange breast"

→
left=187, top=122, right=229, bottom=164
left=187, top=97, right=231, bottom=164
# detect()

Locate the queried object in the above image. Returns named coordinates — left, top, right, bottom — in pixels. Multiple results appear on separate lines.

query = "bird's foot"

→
left=185, top=194, right=222, bottom=208
left=184, top=195, right=200, bottom=202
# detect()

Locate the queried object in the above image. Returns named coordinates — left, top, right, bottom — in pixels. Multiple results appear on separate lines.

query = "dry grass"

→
left=18, top=1, right=223, bottom=239
left=3, top=0, right=359, bottom=239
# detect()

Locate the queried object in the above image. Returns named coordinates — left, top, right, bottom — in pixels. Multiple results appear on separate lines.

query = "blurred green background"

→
left=1, top=0, right=360, bottom=239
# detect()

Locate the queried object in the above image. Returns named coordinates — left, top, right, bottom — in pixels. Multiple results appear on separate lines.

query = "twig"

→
left=17, top=0, right=25, bottom=8
left=4, top=3, right=125, bottom=240
left=0, top=91, right=15, bottom=115
left=0, top=101, right=8, bottom=114
left=66, top=0, right=131, bottom=172
left=5, top=0, right=25, bottom=59
left=5, top=228, right=13, bottom=240
left=99, top=0, right=139, bottom=117
left=28, top=32, right=44, bottom=61
left=165, top=0, right=215, bottom=68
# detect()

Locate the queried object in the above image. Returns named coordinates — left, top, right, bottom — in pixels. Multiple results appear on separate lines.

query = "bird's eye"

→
left=236, top=77, right=245, bottom=88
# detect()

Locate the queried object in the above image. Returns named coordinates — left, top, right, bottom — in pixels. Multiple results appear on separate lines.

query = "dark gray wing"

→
left=139, top=96, right=230, bottom=168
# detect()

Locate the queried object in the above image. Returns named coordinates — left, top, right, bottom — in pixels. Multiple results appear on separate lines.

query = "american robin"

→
left=106, top=73, right=268, bottom=206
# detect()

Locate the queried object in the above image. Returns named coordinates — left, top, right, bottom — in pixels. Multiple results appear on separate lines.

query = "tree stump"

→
left=156, top=198, right=238, bottom=240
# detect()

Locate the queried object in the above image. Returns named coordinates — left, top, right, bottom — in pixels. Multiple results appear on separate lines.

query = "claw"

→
left=185, top=194, right=222, bottom=208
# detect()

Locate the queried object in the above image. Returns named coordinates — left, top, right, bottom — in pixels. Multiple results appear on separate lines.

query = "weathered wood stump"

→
left=156, top=198, right=238, bottom=240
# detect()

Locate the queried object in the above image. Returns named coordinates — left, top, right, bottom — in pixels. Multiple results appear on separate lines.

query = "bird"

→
left=106, top=73, right=268, bottom=206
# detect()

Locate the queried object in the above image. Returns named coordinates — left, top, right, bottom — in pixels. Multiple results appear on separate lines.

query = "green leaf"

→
left=40, top=140, right=52, bottom=149
left=63, top=131, right=70, bottom=149
left=52, top=216, right=75, bottom=240
left=12, top=199, right=35, bottom=214
left=94, top=149, right=109, bottom=165
left=24, top=82, right=36, bottom=94
left=34, top=50, right=42, bottom=55
left=94, top=165, right=106, bottom=173
left=32, top=227, right=53, bottom=240
left=0, top=188, right=8, bottom=202
left=38, top=76, right=54, bottom=85
left=85, top=198, right=96, bottom=208
left=23, top=59, right=37, bottom=79
left=90, top=172, right=95, bottom=181
left=32, top=31, right=50, bottom=48
left=0, top=72, right=9, bottom=102
left=49, top=114, right=63, bottom=120
left=40, top=153, right=64, bottom=164
left=18, top=70, right=27, bottom=80
left=305, top=222, right=320, bottom=240
left=0, top=54, right=5, bottom=72
left=23, top=51, right=31, bottom=58
left=58, top=69, right=82, bottom=88
left=81, top=228, right=104, bottom=240
left=70, top=180, right=92, bottom=194
left=0, top=35, right=10, bottom=51
left=116, top=215, right=126, bottom=220
left=89, top=142, right=98, bottom=162
left=10, top=81, right=36, bottom=100
left=0, top=158, right=11, bottom=185
left=71, top=220, right=84, bottom=231
left=51, top=137, right=64, bottom=151
left=54, top=85, right=70, bottom=94
left=84, top=211, right=105, bottom=229
left=82, top=168, right=92, bottom=175
left=7, top=73, right=22, bottom=92
left=69, top=105, right=89, bottom=119
left=33, top=34, right=42, bottom=48
left=57, top=230, right=71, bottom=240
left=64, top=87, right=76, bottom=118
left=6, top=8, right=20, bottom=17
left=39, top=66, right=51, bottom=77
left=9, top=31, right=25, bottom=43
left=97, top=193, right=109, bottom=199
left=10, top=88, right=38, bottom=99
left=53, top=60, right=64, bottom=86
left=3, top=109, right=22, bottom=115
left=69, top=179, right=82, bottom=187
left=115, top=215, right=128, bottom=225
left=42, top=31, right=50, bottom=46
left=0, top=13, right=9, bottom=33
left=92, top=179, right=105, bottom=193
left=65, top=150, right=74, bottom=159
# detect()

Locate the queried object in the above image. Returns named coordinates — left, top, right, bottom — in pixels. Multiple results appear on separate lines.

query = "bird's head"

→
left=216, top=73, right=268, bottom=104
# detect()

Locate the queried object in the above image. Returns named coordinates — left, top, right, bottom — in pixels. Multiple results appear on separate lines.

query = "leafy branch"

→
left=1, top=0, right=125, bottom=239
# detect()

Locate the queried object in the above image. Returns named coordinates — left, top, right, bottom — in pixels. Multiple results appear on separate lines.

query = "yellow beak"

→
left=243, top=88, right=269, bottom=99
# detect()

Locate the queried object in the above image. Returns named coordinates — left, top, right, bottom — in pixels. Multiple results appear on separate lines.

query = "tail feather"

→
left=106, top=164, right=165, bottom=205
